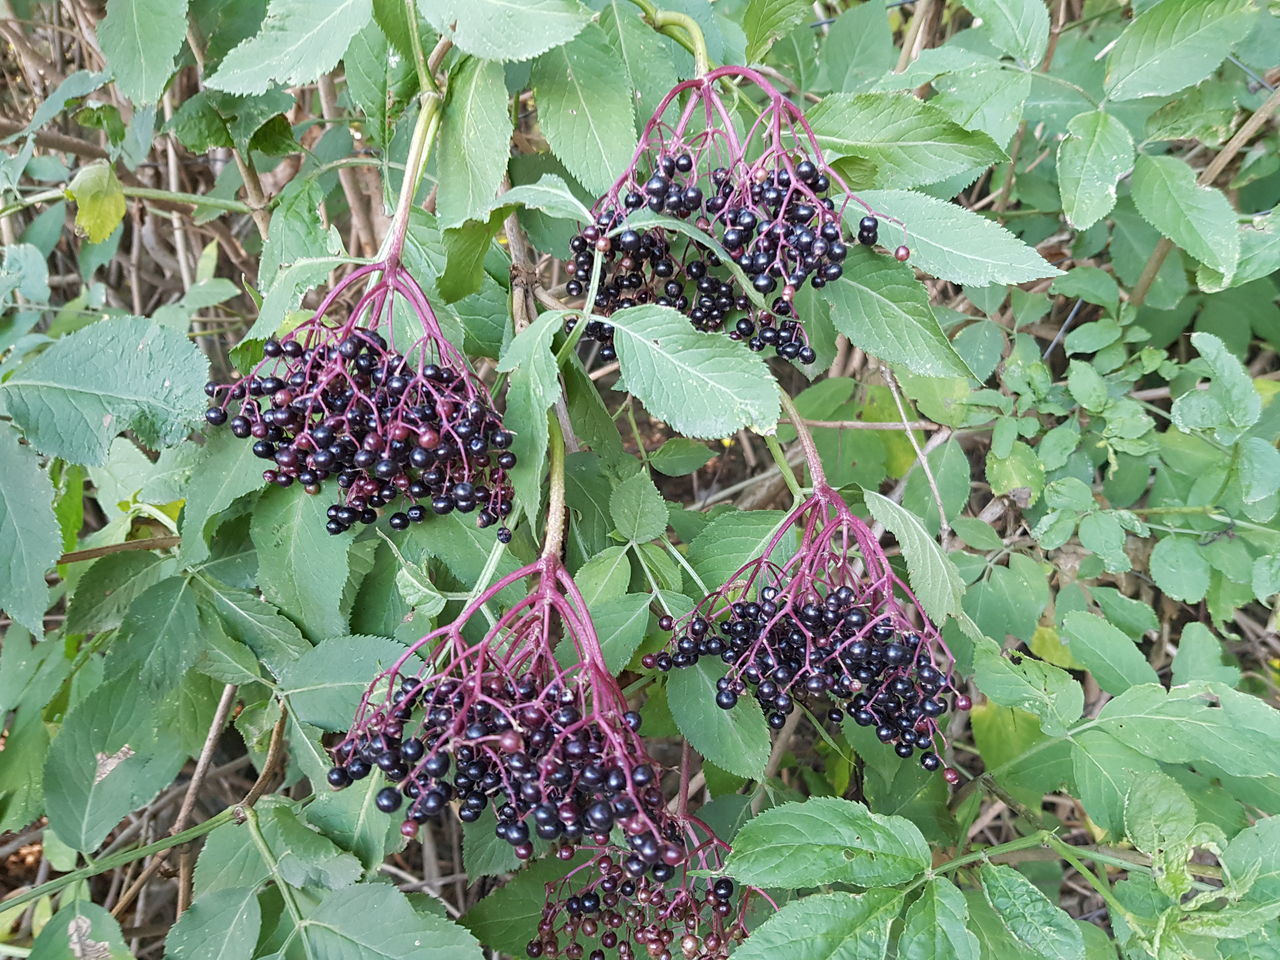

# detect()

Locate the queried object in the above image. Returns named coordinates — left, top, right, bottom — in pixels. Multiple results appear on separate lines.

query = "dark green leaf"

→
left=0, top=424, right=60, bottom=634
left=900, top=878, right=981, bottom=960
left=732, top=890, right=903, bottom=960
left=165, top=886, right=261, bottom=960
left=29, top=900, right=132, bottom=960
left=609, top=472, right=669, bottom=543
left=437, top=57, right=512, bottom=227
left=420, top=0, right=591, bottom=61
left=1062, top=610, right=1158, bottom=694
left=667, top=658, right=770, bottom=780
left=280, top=634, right=408, bottom=730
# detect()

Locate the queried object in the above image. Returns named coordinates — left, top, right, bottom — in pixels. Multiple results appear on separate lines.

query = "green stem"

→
left=778, top=390, right=827, bottom=488
left=384, top=90, right=444, bottom=261
left=0, top=807, right=238, bottom=914
left=930, top=829, right=1053, bottom=877
left=404, top=0, right=436, bottom=96
left=660, top=538, right=710, bottom=596
left=1045, top=834, right=1141, bottom=926
left=0, top=185, right=253, bottom=219
left=765, top=434, right=804, bottom=502
left=652, top=11, right=711, bottom=76
left=542, top=414, right=568, bottom=560
left=244, top=805, right=317, bottom=960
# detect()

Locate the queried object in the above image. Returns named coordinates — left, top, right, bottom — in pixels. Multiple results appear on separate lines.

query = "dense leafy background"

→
left=1, top=0, right=1279, bottom=957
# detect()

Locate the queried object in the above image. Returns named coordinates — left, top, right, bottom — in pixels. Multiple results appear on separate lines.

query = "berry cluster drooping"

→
left=530, top=827, right=752, bottom=960
left=331, top=559, right=685, bottom=867
left=563, top=65, right=908, bottom=365
left=203, top=259, right=514, bottom=538
left=651, top=484, right=968, bottom=779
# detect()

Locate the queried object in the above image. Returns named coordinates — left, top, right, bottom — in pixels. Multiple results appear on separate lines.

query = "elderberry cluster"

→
left=531, top=855, right=748, bottom=960
left=329, top=672, right=685, bottom=871
left=204, top=328, right=514, bottom=539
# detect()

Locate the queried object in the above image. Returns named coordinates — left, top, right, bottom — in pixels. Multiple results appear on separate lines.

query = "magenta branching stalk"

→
left=531, top=820, right=754, bottom=960
left=202, top=257, right=515, bottom=538
left=654, top=414, right=968, bottom=780
left=564, top=65, right=908, bottom=365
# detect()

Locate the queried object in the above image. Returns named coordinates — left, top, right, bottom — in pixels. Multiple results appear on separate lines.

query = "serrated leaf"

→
left=965, top=0, right=1049, bottom=65
left=0, top=425, right=59, bottom=634
left=609, top=305, right=779, bottom=439
left=1062, top=610, right=1158, bottom=695
left=344, top=22, right=417, bottom=149
left=1071, top=729, right=1162, bottom=835
left=180, top=431, right=266, bottom=567
left=827, top=246, right=972, bottom=378
left=667, top=658, right=770, bottom=779
left=726, top=796, right=931, bottom=888
left=461, top=855, right=588, bottom=955
left=280, top=634, right=407, bottom=730
left=44, top=677, right=186, bottom=851
left=971, top=642, right=1083, bottom=737
left=743, top=0, right=810, bottom=62
left=980, top=863, right=1086, bottom=960
left=194, top=577, right=310, bottom=679
left=67, top=160, right=125, bottom=243
left=600, top=1, right=679, bottom=122
left=688, top=509, right=794, bottom=588
left=1, top=314, right=209, bottom=465
left=853, top=189, right=1062, bottom=286
left=900, top=878, right=981, bottom=960
left=29, top=901, right=132, bottom=960
left=808, top=93, right=1006, bottom=188
left=733, top=890, right=903, bottom=960
left=207, top=0, right=373, bottom=94
left=165, top=886, right=261, bottom=960
left=1057, top=110, right=1134, bottom=230
left=105, top=575, right=204, bottom=694
left=1172, top=622, right=1241, bottom=687
left=1131, top=154, right=1240, bottom=277
left=302, top=882, right=483, bottom=957
left=437, top=57, right=512, bottom=227
left=609, top=472, right=668, bottom=542
left=98, top=0, right=189, bottom=104
left=649, top=437, right=713, bottom=476
left=531, top=23, right=637, bottom=194
left=250, top=487, right=353, bottom=640
left=1105, top=0, right=1253, bottom=101
left=420, top=0, right=591, bottom=61
left=864, top=490, right=964, bottom=622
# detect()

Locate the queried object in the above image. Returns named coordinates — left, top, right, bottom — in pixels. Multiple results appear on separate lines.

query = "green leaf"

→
left=0, top=424, right=59, bottom=634
left=1, top=314, right=209, bottom=466
left=29, top=900, right=132, bottom=960
left=165, top=886, right=261, bottom=960
left=687, top=510, right=794, bottom=593
left=864, top=490, right=964, bottom=622
left=98, top=0, right=189, bottom=104
left=250, top=487, right=353, bottom=640
left=666, top=658, right=770, bottom=780
left=1172, top=622, right=1240, bottom=687
left=421, top=0, right=590, bottom=61
left=827, top=246, right=973, bottom=378
left=44, top=677, right=186, bottom=851
left=280, top=634, right=408, bottom=731
left=609, top=472, right=669, bottom=543
left=259, top=179, right=342, bottom=291
left=67, top=160, right=126, bottom=243
left=725, top=796, right=931, bottom=888
left=462, top=854, right=587, bottom=955
left=179, top=431, right=266, bottom=567
left=853, top=189, right=1062, bottom=286
left=986, top=440, right=1045, bottom=504
left=609, top=305, right=780, bottom=439
left=302, top=882, right=483, bottom=958
left=808, top=93, right=1006, bottom=189
left=952, top=516, right=1004, bottom=551
left=744, top=0, right=811, bottom=62
left=1171, top=331, right=1262, bottom=443
left=820, top=1, right=895, bottom=92
left=980, top=863, right=1086, bottom=960
left=1223, top=816, right=1280, bottom=904
left=1104, top=0, right=1253, bottom=101
left=1056, top=110, right=1134, bottom=231
left=649, top=437, right=713, bottom=476
left=437, top=57, right=512, bottom=227
left=1062, top=610, right=1158, bottom=695
left=964, top=0, right=1049, bottom=65
left=900, top=878, right=981, bottom=960
left=259, top=803, right=363, bottom=889
left=105, top=575, right=204, bottom=694
left=1131, top=153, right=1240, bottom=278
left=732, top=890, right=903, bottom=960
left=307, top=772, right=404, bottom=870
left=600, top=1, right=679, bottom=123
left=1071, top=729, right=1161, bottom=836
left=971, top=643, right=1083, bottom=737
left=1094, top=682, right=1280, bottom=779
left=194, top=577, right=310, bottom=678
left=531, top=23, right=636, bottom=194
left=588, top=593, right=651, bottom=674
left=1149, top=535, right=1210, bottom=603
left=207, top=0, right=373, bottom=94
left=344, top=22, right=416, bottom=148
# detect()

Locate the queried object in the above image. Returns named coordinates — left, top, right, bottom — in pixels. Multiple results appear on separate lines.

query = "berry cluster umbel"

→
left=530, top=829, right=752, bottom=960
left=332, top=559, right=689, bottom=871
left=203, top=260, right=514, bottom=539
left=564, top=66, right=908, bottom=365
left=652, top=484, right=968, bottom=779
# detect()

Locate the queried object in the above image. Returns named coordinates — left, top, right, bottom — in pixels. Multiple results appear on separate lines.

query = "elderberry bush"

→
left=203, top=260, right=515, bottom=538
left=652, top=484, right=969, bottom=779
left=563, top=66, right=909, bottom=365
left=331, top=558, right=691, bottom=874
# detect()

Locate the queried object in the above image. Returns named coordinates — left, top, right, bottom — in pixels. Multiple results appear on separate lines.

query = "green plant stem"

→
left=0, top=185, right=253, bottom=220
left=542, top=414, right=568, bottom=560
left=764, top=434, right=804, bottom=501
left=0, top=807, right=238, bottom=914
left=404, top=0, right=436, bottom=96
left=778, top=390, right=827, bottom=488
left=243, top=805, right=317, bottom=960
left=652, top=11, right=711, bottom=75
left=1045, top=835, right=1140, bottom=925
left=660, top=538, right=710, bottom=596
left=930, top=829, right=1053, bottom=877
left=384, top=89, right=444, bottom=261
